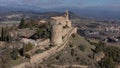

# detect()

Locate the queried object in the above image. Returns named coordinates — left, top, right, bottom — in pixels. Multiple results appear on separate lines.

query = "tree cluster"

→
left=94, top=42, right=120, bottom=68
left=18, top=18, right=43, bottom=29
left=0, top=27, right=10, bottom=42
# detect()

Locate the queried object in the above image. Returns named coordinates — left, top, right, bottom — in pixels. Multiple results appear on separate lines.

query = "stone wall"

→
left=21, top=38, right=50, bottom=47
left=62, top=28, right=71, bottom=37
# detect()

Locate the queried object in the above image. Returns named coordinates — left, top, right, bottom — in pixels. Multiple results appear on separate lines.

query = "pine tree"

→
left=1, top=27, right=10, bottom=42
left=19, top=18, right=25, bottom=28
left=1, top=27, right=5, bottom=41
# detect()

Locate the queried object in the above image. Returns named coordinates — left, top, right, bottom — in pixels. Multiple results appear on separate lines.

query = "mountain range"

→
left=0, top=6, right=120, bottom=21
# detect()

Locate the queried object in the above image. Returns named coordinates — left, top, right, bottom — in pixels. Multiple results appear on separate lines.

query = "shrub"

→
left=18, top=18, right=26, bottom=29
left=24, top=43, right=34, bottom=52
left=0, top=48, right=11, bottom=68
left=35, top=49, right=44, bottom=54
left=78, top=45, right=85, bottom=52
left=71, top=34, right=76, bottom=38
left=99, top=57, right=115, bottom=68
left=55, top=55, right=59, bottom=60
left=11, top=49, right=19, bottom=60
left=95, top=42, right=105, bottom=53
left=19, top=48, right=24, bottom=56
left=49, top=44, right=55, bottom=48
left=69, top=44, right=73, bottom=48
left=76, top=57, right=80, bottom=61
left=71, top=49, right=74, bottom=56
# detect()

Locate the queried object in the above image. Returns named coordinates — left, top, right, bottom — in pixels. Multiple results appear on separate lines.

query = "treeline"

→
left=18, top=18, right=49, bottom=29
left=0, top=27, right=10, bottom=42
left=18, top=18, right=38, bottom=29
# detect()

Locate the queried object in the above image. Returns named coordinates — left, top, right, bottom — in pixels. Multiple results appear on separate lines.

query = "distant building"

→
left=104, top=37, right=119, bottom=43
left=105, top=26, right=120, bottom=33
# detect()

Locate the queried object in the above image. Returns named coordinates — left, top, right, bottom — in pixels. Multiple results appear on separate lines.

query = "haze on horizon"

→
left=0, top=0, right=120, bottom=10
left=1, top=0, right=120, bottom=21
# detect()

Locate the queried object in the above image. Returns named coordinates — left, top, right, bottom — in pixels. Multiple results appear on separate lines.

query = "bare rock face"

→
left=94, top=52, right=105, bottom=62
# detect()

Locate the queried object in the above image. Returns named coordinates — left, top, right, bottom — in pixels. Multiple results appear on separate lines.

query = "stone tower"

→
left=51, top=24, right=63, bottom=45
left=50, top=11, right=73, bottom=45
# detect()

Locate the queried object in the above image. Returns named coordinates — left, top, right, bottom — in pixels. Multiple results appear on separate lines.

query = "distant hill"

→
left=0, top=6, right=120, bottom=21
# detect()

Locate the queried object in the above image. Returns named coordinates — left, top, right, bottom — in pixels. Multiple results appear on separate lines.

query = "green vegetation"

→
left=41, top=34, right=98, bottom=67
left=69, top=44, right=73, bottom=48
left=99, top=57, right=115, bottom=68
left=71, top=49, right=74, bottom=56
left=71, top=34, right=76, bottom=38
left=10, top=57, right=25, bottom=67
left=55, top=55, right=60, bottom=60
left=11, top=49, right=19, bottom=60
left=18, top=18, right=50, bottom=29
left=34, top=28, right=50, bottom=39
left=78, top=45, right=86, bottom=52
left=35, top=49, right=44, bottom=54
left=86, top=39, right=98, bottom=46
left=18, top=18, right=39, bottom=29
left=49, top=44, right=55, bottom=48
left=18, top=18, right=26, bottom=29
left=92, top=41, right=120, bottom=68
left=0, top=48, right=25, bottom=67
left=23, top=43, right=34, bottom=52
left=36, top=29, right=45, bottom=37
left=76, top=57, right=80, bottom=61
left=0, top=27, right=10, bottom=42
left=18, top=18, right=51, bottom=39
left=94, top=42, right=105, bottom=53
left=0, top=48, right=11, bottom=68
left=71, top=34, right=94, bottom=55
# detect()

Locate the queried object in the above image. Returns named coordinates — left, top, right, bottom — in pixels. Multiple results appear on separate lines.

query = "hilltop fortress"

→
left=13, top=11, right=77, bottom=68
left=20, top=11, right=77, bottom=47
left=50, top=11, right=77, bottom=45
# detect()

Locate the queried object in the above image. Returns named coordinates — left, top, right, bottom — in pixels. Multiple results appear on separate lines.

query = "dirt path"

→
left=52, top=64, right=90, bottom=68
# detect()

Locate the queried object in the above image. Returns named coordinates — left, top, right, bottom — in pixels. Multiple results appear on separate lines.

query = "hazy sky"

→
left=0, top=0, right=120, bottom=9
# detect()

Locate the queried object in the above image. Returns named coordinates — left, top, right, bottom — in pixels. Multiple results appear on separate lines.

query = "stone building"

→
left=50, top=10, right=72, bottom=27
left=50, top=11, right=76, bottom=45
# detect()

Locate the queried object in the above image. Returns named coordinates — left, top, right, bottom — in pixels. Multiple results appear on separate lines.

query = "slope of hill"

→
left=39, top=34, right=98, bottom=68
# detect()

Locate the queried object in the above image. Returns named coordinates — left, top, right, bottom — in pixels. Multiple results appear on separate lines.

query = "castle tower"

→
left=51, top=24, right=63, bottom=45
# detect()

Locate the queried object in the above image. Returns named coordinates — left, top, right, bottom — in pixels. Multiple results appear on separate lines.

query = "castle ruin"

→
left=50, top=11, right=77, bottom=45
left=13, top=11, right=78, bottom=68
